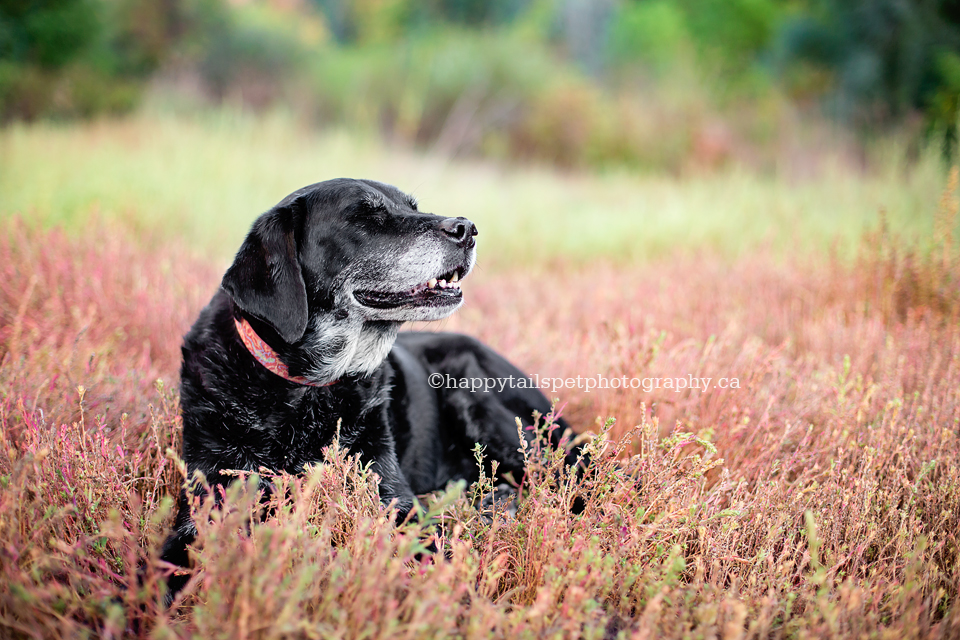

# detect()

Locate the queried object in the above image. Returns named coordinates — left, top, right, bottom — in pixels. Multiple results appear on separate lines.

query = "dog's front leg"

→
left=349, top=424, right=415, bottom=523
left=370, top=453, right=416, bottom=524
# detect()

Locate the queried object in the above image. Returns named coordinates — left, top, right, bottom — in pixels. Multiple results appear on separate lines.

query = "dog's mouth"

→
left=354, top=267, right=465, bottom=310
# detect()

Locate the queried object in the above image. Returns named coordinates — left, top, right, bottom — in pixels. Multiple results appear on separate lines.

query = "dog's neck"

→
left=234, top=308, right=398, bottom=386
left=300, top=314, right=399, bottom=384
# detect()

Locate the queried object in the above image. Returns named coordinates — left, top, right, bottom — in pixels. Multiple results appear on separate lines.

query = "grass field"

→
left=0, top=111, right=945, bottom=265
left=1, top=114, right=959, bottom=638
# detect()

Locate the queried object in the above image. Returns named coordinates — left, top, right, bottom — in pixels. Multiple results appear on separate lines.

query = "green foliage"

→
left=608, top=0, right=689, bottom=71
left=309, top=30, right=570, bottom=156
left=311, top=0, right=531, bottom=44
left=6, top=0, right=960, bottom=170
left=0, top=0, right=314, bottom=120
left=603, top=0, right=787, bottom=82
left=679, top=0, right=783, bottom=71
left=776, top=0, right=960, bottom=155
left=0, top=0, right=170, bottom=119
left=0, top=0, right=101, bottom=69
left=197, top=2, right=309, bottom=101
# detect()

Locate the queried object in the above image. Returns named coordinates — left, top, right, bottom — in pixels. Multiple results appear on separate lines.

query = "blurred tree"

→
left=607, top=0, right=689, bottom=72
left=0, top=0, right=192, bottom=118
left=778, top=0, right=960, bottom=156
left=604, top=0, right=785, bottom=79
left=109, top=0, right=183, bottom=76
left=432, top=0, right=529, bottom=26
left=197, top=1, right=307, bottom=104
left=310, top=0, right=532, bottom=45
left=678, top=0, right=782, bottom=73
left=0, top=0, right=118, bottom=117
left=0, top=0, right=312, bottom=119
left=557, top=0, right=616, bottom=74
left=0, top=0, right=101, bottom=69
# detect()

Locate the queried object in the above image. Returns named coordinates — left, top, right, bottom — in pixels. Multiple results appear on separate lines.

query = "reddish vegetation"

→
left=0, top=208, right=958, bottom=638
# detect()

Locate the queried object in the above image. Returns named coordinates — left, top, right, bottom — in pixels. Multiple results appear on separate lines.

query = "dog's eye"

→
left=349, top=205, right=389, bottom=227
left=367, top=211, right=388, bottom=226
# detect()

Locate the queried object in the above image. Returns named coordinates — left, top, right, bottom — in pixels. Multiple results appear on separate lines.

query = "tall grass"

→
left=0, top=114, right=947, bottom=265
left=0, top=163, right=958, bottom=636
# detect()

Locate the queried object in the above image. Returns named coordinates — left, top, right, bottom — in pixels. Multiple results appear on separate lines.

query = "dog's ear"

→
left=222, top=202, right=308, bottom=344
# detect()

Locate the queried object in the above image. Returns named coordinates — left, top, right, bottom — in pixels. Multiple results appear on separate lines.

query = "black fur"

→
left=159, top=178, right=579, bottom=598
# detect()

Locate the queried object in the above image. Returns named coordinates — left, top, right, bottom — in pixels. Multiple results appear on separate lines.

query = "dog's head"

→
left=220, top=179, right=476, bottom=381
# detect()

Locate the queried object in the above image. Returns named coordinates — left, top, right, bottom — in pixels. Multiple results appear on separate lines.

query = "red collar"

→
left=234, top=317, right=336, bottom=387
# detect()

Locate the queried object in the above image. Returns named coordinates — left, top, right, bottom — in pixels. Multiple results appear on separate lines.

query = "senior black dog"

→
left=159, top=178, right=581, bottom=597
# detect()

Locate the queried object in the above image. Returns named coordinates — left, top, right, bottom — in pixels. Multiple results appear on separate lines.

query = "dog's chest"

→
left=234, top=374, right=390, bottom=475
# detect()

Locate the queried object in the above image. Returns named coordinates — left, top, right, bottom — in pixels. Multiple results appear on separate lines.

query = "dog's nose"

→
left=439, top=217, right=477, bottom=247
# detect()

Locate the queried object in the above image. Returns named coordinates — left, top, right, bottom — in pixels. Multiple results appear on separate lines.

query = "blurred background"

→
left=2, top=0, right=959, bottom=266
left=5, top=0, right=960, bottom=173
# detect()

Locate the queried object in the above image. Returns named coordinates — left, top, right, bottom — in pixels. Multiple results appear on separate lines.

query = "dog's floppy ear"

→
left=222, top=202, right=308, bottom=344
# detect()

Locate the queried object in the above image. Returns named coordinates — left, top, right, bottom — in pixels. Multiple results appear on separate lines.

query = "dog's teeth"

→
left=451, top=272, right=459, bottom=282
left=428, top=278, right=437, bottom=289
left=439, top=279, right=447, bottom=288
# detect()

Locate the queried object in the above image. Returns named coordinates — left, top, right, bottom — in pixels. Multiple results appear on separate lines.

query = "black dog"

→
left=159, top=178, right=580, bottom=597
